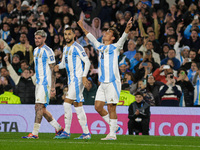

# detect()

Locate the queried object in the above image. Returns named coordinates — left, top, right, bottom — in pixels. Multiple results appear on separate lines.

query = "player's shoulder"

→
left=43, top=45, right=54, bottom=55
left=73, top=42, right=84, bottom=51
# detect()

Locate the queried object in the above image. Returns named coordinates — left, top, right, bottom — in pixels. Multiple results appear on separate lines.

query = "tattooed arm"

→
left=50, top=63, right=56, bottom=97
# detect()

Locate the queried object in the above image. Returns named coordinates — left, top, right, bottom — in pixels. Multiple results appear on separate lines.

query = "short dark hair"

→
left=168, top=49, right=176, bottom=53
left=134, top=91, right=144, bottom=97
left=108, top=27, right=120, bottom=43
left=20, top=60, right=29, bottom=65
left=0, top=67, right=8, bottom=72
left=136, top=51, right=143, bottom=56
left=65, top=27, right=75, bottom=33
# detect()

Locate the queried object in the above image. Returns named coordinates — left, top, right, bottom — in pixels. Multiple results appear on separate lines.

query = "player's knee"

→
left=95, top=104, right=102, bottom=113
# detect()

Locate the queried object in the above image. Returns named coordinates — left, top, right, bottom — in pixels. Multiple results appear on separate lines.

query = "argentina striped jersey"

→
left=86, top=32, right=128, bottom=83
left=58, top=41, right=90, bottom=85
left=33, top=45, right=55, bottom=85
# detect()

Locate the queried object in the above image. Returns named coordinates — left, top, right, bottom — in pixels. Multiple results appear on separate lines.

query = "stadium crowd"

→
left=0, top=0, right=200, bottom=107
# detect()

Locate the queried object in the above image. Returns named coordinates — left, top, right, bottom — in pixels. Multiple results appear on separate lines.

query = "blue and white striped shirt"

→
left=33, top=45, right=55, bottom=85
left=87, top=32, right=128, bottom=83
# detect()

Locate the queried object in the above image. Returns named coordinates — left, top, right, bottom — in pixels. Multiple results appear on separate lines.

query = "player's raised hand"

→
left=77, top=16, right=84, bottom=28
left=125, top=17, right=132, bottom=33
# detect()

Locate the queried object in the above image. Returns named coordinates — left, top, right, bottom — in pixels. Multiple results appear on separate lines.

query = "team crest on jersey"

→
left=66, top=51, right=68, bottom=55
left=105, top=49, right=108, bottom=53
left=69, top=51, right=72, bottom=55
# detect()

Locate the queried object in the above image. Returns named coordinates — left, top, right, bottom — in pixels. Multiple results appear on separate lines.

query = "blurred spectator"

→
left=176, top=68, right=194, bottom=107
left=82, top=17, right=102, bottom=39
left=161, top=49, right=181, bottom=70
left=146, top=75, right=164, bottom=106
left=153, top=65, right=177, bottom=84
left=4, top=56, right=35, bottom=104
left=123, top=39, right=136, bottom=60
left=122, top=72, right=137, bottom=95
left=188, top=62, right=199, bottom=82
left=181, top=49, right=198, bottom=70
left=182, top=29, right=200, bottom=50
left=10, top=0, right=32, bottom=25
left=192, top=69, right=200, bottom=106
left=10, top=54, right=21, bottom=75
left=139, top=40, right=160, bottom=65
left=159, top=73, right=182, bottom=106
left=128, top=91, right=150, bottom=135
left=0, top=84, right=21, bottom=104
left=136, top=79, right=155, bottom=106
left=0, top=23, right=15, bottom=46
left=72, top=0, right=102, bottom=25
left=98, top=0, right=112, bottom=25
left=129, top=51, right=143, bottom=74
left=160, top=43, right=171, bottom=60
left=83, top=77, right=97, bottom=105
left=11, top=33, right=33, bottom=64
left=0, top=66, right=15, bottom=88
left=176, top=46, right=190, bottom=65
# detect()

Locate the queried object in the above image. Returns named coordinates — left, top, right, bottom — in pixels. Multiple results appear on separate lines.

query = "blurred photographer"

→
left=159, top=73, right=182, bottom=106
left=176, top=68, right=194, bottom=107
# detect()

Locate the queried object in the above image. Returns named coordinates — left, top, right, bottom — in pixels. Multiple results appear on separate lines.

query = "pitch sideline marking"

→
left=0, top=140, right=200, bottom=148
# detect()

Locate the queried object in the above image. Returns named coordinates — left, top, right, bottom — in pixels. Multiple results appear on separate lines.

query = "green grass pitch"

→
left=0, top=133, right=200, bottom=150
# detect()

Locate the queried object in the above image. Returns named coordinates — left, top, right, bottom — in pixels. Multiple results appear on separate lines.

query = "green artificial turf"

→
left=0, top=132, right=200, bottom=150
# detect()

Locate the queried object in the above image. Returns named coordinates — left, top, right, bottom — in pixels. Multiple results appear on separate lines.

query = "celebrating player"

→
left=78, top=17, right=132, bottom=140
left=54, top=27, right=91, bottom=139
left=22, top=30, right=63, bottom=139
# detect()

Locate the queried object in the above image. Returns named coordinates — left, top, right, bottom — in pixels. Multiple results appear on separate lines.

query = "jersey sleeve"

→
left=86, top=33, right=101, bottom=50
left=116, top=32, right=128, bottom=50
left=75, top=46, right=91, bottom=77
left=47, top=48, right=56, bottom=64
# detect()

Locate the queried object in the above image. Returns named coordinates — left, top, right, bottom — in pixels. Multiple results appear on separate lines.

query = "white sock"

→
left=109, top=119, right=117, bottom=137
left=102, top=114, right=110, bottom=125
left=49, top=118, right=62, bottom=131
left=63, top=102, right=72, bottom=133
left=75, top=106, right=89, bottom=134
left=32, top=123, right=41, bottom=135
left=102, top=114, right=119, bottom=129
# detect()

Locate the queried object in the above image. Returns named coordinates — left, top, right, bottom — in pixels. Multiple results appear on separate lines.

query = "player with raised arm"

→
left=54, top=27, right=91, bottom=139
left=22, top=30, right=63, bottom=139
left=78, top=17, right=132, bottom=140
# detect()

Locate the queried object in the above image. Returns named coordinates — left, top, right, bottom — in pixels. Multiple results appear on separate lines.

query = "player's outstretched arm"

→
left=78, top=17, right=101, bottom=49
left=77, top=17, right=89, bottom=35
left=117, top=17, right=133, bottom=50
left=125, top=17, right=133, bottom=33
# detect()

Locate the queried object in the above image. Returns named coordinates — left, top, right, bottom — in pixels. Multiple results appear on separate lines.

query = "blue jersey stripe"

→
left=109, top=45, right=116, bottom=82
left=42, top=51, right=48, bottom=85
left=99, top=46, right=107, bottom=82
left=72, top=48, right=80, bottom=102
left=35, top=48, right=41, bottom=84
left=74, top=42, right=84, bottom=52
left=113, top=81, right=120, bottom=98
left=65, top=47, right=71, bottom=84
left=43, top=85, right=49, bottom=107
left=195, top=80, right=199, bottom=105
left=44, top=45, right=53, bottom=55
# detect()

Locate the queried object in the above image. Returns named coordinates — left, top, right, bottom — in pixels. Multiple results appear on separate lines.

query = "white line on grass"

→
left=0, top=140, right=200, bottom=148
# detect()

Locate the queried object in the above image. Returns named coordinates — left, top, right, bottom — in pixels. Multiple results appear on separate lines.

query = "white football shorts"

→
left=95, top=81, right=121, bottom=104
left=35, top=84, right=51, bottom=106
left=66, top=80, right=84, bottom=103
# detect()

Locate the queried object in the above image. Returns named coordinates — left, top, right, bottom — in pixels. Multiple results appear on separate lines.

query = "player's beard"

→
left=35, top=42, right=43, bottom=47
left=65, top=39, right=72, bottom=44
